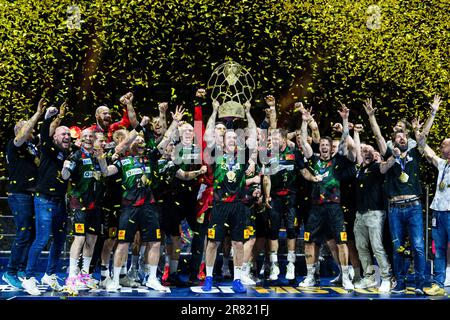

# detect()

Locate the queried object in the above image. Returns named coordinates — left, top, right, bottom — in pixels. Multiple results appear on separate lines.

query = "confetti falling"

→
left=0, top=0, right=448, bottom=188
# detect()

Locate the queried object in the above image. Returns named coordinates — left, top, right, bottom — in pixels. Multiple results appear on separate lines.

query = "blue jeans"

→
left=388, top=203, right=426, bottom=288
left=25, top=195, right=68, bottom=278
left=7, top=193, right=36, bottom=274
left=431, top=210, right=450, bottom=287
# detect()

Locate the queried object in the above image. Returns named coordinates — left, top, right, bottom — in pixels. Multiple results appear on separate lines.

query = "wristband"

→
left=135, top=124, right=144, bottom=132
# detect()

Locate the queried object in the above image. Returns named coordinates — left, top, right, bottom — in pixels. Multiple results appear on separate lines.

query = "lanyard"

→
left=440, top=162, right=450, bottom=185
left=399, top=155, right=407, bottom=172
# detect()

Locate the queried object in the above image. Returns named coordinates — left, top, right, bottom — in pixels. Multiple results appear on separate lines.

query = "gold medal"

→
left=439, top=181, right=446, bottom=191
left=226, top=171, right=236, bottom=183
left=141, top=175, right=149, bottom=185
left=399, top=171, right=409, bottom=183
left=93, top=171, right=101, bottom=181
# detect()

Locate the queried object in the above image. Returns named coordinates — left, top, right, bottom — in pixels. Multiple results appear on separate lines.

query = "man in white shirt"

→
left=421, top=137, right=450, bottom=296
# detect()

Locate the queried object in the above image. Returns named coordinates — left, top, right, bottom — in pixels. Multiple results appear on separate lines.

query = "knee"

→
left=232, top=241, right=243, bottom=251
left=207, top=241, right=219, bottom=250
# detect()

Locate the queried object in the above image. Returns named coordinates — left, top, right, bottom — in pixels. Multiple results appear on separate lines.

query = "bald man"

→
left=22, top=106, right=71, bottom=296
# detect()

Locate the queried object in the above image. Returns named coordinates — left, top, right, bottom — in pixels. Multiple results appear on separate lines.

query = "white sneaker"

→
left=342, top=274, right=354, bottom=290
left=41, top=273, right=63, bottom=292
left=285, top=262, right=295, bottom=280
left=378, top=279, right=391, bottom=293
left=241, top=273, right=257, bottom=286
left=105, top=280, right=121, bottom=292
left=146, top=277, right=169, bottom=292
left=65, top=276, right=88, bottom=291
left=269, top=263, right=280, bottom=281
left=444, top=271, right=450, bottom=287
left=22, top=277, right=41, bottom=296
left=100, top=277, right=112, bottom=289
left=354, top=275, right=377, bottom=289
left=299, top=275, right=315, bottom=287
left=120, top=275, right=140, bottom=288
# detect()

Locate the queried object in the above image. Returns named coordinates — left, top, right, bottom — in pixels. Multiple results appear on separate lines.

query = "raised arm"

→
left=14, top=98, right=46, bottom=147
left=363, top=98, right=387, bottom=156
left=119, top=92, right=138, bottom=129
left=95, top=147, right=119, bottom=176
left=353, top=124, right=364, bottom=165
left=157, top=105, right=185, bottom=154
left=264, top=95, right=277, bottom=130
left=204, top=99, right=220, bottom=148
left=418, top=94, right=441, bottom=141
left=158, top=102, right=169, bottom=133
left=245, top=101, right=257, bottom=150
left=49, top=101, right=67, bottom=137
left=299, top=107, right=314, bottom=159
left=114, top=118, right=148, bottom=155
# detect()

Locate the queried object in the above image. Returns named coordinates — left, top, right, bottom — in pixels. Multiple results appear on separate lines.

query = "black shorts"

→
left=304, top=204, right=347, bottom=244
left=118, top=203, right=161, bottom=243
left=344, top=209, right=356, bottom=241
left=254, top=207, right=269, bottom=238
left=72, top=208, right=102, bottom=236
left=101, top=206, right=120, bottom=239
left=158, top=197, right=181, bottom=237
left=208, top=202, right=247, bottom=242
left=267, top=194, right=298, bottom=240
left=244, top=205, right=258, bottom=240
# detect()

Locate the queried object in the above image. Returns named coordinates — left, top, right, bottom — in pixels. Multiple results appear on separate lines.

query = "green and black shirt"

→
left=66, top=148, right=103, bottom=210
left=263, top=146, right=305, bottom=196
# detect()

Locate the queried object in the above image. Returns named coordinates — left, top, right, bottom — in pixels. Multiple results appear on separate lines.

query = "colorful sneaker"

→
left=22, top=277, right=41, bottom=296
left=78, top=273, right=98, bottom=289
left=41, top=273, right=63, bottom=291
left=64, top=277, right=80, bottom=295
left=424, top=284, right=446, bottom=296
left=162, top=264, right=170, bottom=282
left=232, top=279, right=247, bottom=293
left=202, top=276, right=213, bottom=291
left=197, top=262, right=206, bottom=281
left=2, top=272, right=23, bottom=290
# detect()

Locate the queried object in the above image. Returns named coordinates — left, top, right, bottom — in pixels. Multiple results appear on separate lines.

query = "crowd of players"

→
left=3, top=89, right=450, bottom=297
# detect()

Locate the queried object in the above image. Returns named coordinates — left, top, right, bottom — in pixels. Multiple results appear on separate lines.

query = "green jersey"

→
left=67, top=149, right=103, bottom=210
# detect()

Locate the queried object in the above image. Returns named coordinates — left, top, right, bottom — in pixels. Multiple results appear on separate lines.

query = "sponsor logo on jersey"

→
left=121, top=159, right=132, bottom=166
left=126, top=168, right=143, bottom=177
left=75, top=223, right=85, bottom=234
left=82, top=158, right=93, bottom=165
left=83, top=171, right=94, bottom=178
left=118, top=230, right=126, bottom=240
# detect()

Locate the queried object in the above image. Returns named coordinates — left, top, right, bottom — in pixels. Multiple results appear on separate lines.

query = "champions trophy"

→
left=207, top=61, right=255, bottom=119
